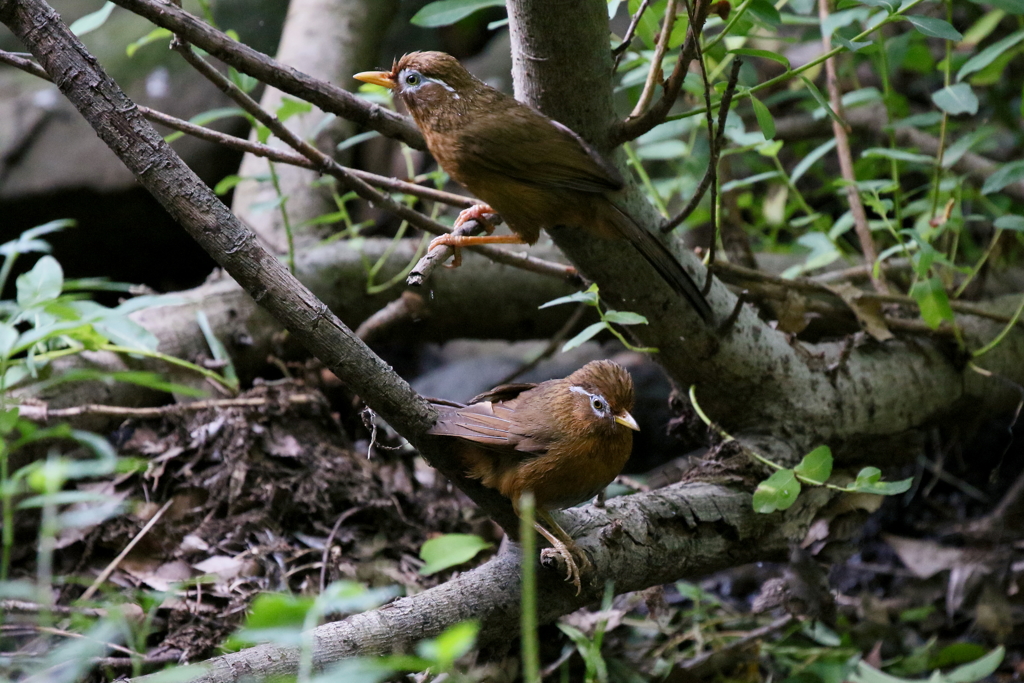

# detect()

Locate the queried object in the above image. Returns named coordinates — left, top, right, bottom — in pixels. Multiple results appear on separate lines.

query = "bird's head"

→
left=564, top=360, right=639, bottom=436
left=354, top=51, right=479, bottom=121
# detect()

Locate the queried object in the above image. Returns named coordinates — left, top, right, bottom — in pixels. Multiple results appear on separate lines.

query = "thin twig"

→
left=671, top=616, right=796, bottom=678
left=712, top=260, right=1024, bottom=328
left=613, top=0, right=710, bottom=145
left=629, top=0, right=680, bottom=119
left=812, top=259, right=911, bottom=284
left=0, top=600, right=106, bottom=617
left=15, top=393, right=321, bottom=422
left=407, top=216, right=495, bottom=285
left=80, top=499, right=174, bottom=601
left=319, top=506, right=365, bottom=592
left=139, top=107, right=475, bottom=207
left=612, top=0, right=654, bottom=69
left=354, top=291, right=428, bottom=343
left=0, top=49, right=46, bottom=77
left=661, top=57, right=741, bottom=235
left=818, top=0, right=885, bottom=293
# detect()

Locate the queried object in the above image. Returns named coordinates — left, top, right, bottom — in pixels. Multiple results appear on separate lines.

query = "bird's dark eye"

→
left=404, top=72, right=421, bottom=86
left=591, top=396, right=606, bottom=413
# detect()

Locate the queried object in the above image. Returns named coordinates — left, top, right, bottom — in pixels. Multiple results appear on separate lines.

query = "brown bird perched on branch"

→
left=355, top=51, right=713, bottom=322
left=426, top=360, right=638, bottom=594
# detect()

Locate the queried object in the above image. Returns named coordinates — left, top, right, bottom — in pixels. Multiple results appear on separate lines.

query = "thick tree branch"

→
left=133, top=482, right=821, bottom=683
left=0, top=0, right=518, bottom=535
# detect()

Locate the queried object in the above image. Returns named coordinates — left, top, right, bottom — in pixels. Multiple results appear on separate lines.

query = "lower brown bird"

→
left=355, top=51, right=713, bottom=322
left=427, top=360, right=638, bottom=594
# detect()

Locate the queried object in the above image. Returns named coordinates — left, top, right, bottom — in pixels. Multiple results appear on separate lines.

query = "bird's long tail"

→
left=605, top=203, right=713, bottom=322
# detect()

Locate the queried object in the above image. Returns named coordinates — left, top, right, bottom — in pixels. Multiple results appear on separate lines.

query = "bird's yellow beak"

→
left=614, top=412, right=640, bottom=431
left=354, top=70, right=397, bottom=90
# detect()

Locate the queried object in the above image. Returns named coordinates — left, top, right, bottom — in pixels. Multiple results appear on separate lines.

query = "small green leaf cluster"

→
left=541, top=283, right=659, bottom=353
left=752, top=446, right=913, bottom=513
left=0, top=222, right=234, bottom=396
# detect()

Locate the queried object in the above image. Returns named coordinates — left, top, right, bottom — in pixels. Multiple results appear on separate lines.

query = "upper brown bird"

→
left=426, top=359, right=639, bottom=593
left=355, top=51, right=713, bottom=322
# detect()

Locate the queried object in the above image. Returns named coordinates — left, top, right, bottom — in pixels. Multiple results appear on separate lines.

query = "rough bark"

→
left=135, top=482, right=823, bottom=683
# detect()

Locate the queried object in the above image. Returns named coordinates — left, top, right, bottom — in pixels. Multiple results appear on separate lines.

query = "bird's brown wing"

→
left=427, top=388, right=552, bottom=456
left=468, top=382, right=536, bottom=404
left=460, top=102, right=623, bottom=194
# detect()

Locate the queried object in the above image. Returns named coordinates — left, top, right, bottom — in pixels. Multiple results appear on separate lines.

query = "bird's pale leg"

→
left=534, top=510, right=591, bottom=595
left=428, top=204, right=525, bottom=268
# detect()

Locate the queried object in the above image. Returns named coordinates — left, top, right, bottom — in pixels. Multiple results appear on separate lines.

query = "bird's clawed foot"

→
left=540, top=540, right=591, bottom=596
left=454, top=203, right=497, bottom=231
left=534, top=515, right=591, bottom=596
left=427, top=204, right=496, bottom=269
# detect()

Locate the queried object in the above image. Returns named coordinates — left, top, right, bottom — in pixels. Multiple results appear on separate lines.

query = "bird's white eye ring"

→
left=404, top=72, right=421, bottom=86
left=591, top=396, right=606, bottom=413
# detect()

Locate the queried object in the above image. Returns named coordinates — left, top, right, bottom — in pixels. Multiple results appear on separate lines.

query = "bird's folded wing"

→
left=462, top=109, right=623, bottom=194
left=428, top=401, right=516, bottom=446
left=428, top=400, right=551, bottom=456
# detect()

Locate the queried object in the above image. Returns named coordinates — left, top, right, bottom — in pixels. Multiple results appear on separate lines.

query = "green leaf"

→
left=957, top=28, right=1024, bottom=81
left=416, top=621, right=479, bottom=669
left=862, top=147, right=935, bottom=164
left=17, top=255, right=63, bottom=308
left=337, top=130, right=381, bottom=152
left=791, top=139, right=838, bottom=185
left=794, top=445, right=833, bottom=484
left=214, top=175, right=244, bottom=195
left=982, top=159, right=1024, bottom=194
left=750, top=93, right=776, bottom=139
left=70, top=2, right=115, bottom=36
left=720, top=170, right=781, bottom=192
left=197, top=310, right=238, bottom=391
left=850, top=466, right=913, bottom=495
left=748, top=0, right=782, bottom=25
left=932, top=83, right=979, bottom=115
left=539, top=284, right=599, bottom=309
left=730, top=48, right=790, bottom=68
left=752, top=469, right=801, bottom=513
left=0, top=323, right=18, bottom=359
left=318, top=581, right=399, bottom=616
left=801, top=76, right=843, bottom=127
left=277, top=97, right=312, bottom=123
left=903, top=15, right=963, bottom=40
left=929, top=642, right=989, bottom=668
left=975, top=0, right=1024, bottom=13
left=603, top=310, right=649, bottom=325
left=945, top=646, right=1004, bottom=682
left=126, top=27, right=172, bottom=57
left=994, top=215, right=1024, bottom=231
left=410, top=0, right=506, bottom=27
left=636, top=139, right=689, bottom=160
left=419, top=534, right=491, bottom=575
left=856, top=0, right=896, bottom=13
left=562, top=322, right=607, bottom=352
left=910, top=277, right=954, bottom=329
left=0, top=407, right=19, bottom=435
left=835, top=34, right=873, bottom=52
